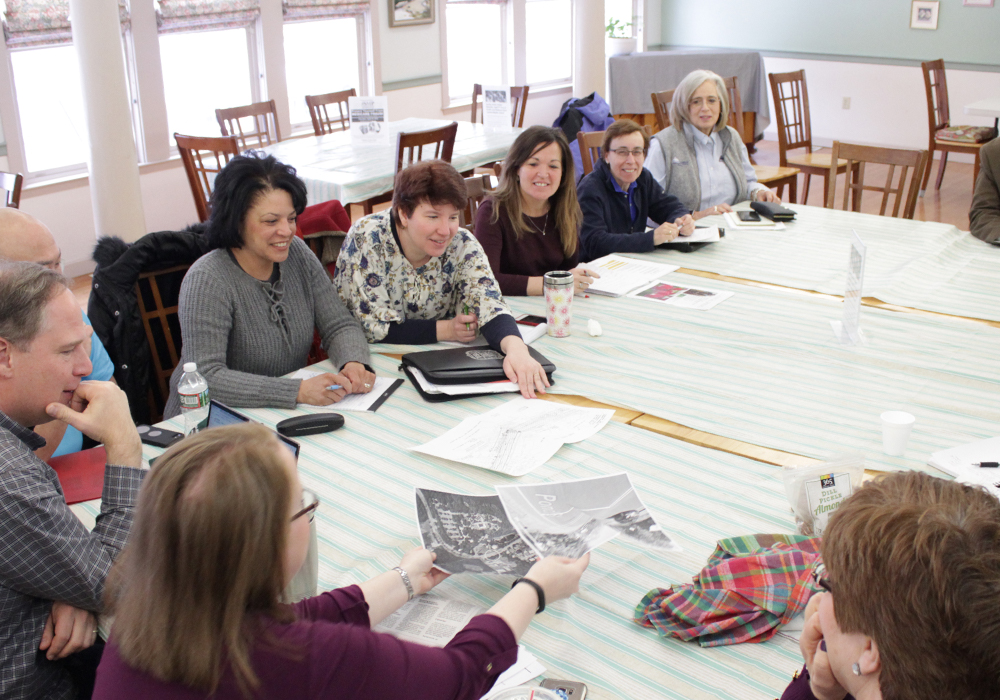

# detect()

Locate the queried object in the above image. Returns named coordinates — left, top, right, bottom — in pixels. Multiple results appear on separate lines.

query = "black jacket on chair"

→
left=577, top=158, right=690, bottom=262
left=89, top=229, right=211, bottom=425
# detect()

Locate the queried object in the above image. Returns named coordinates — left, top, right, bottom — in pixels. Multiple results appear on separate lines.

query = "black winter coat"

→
left=89, top=229, right=211, bottom=424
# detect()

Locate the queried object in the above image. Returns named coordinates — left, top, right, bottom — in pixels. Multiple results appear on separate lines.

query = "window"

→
left=159, top=28, right=254, bottom=137
left=524, top=0, right=571, bottom=86
left=443, top=0, right=506, bottom=105
left=283, top=18, right=362, bottom=129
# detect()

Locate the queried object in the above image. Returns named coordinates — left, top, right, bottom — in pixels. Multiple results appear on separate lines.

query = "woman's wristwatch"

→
left=511, top=577, right=546, bottom=614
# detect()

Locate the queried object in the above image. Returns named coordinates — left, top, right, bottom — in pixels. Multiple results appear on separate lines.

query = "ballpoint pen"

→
left=974, top=462, right=999, bottom=468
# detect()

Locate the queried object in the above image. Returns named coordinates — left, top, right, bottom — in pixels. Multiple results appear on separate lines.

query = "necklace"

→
left=525, top=210, right=549, bottom=236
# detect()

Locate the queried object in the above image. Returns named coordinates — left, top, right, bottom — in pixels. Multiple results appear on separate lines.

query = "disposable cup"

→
left=880, top=411, right=915, bottom=456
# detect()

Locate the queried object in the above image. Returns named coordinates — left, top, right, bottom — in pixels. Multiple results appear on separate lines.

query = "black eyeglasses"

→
left=812, top=562, right=833, bottom=594
left=291, top=489, right=319, bottom=523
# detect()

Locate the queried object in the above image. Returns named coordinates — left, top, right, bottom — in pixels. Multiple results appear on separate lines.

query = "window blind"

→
left=282, top=0, right=366, bottom=21
left=2, top=0, right=130, bottom=48
left=156, top=0, right=259, bottom=33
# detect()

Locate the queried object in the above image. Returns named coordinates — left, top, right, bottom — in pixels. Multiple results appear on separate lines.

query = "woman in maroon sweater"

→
left=93, top=423, right=589, bottom=700
left=474, top=126, right=599, bottom=296
left=779, top=471, right=1000, bottom=700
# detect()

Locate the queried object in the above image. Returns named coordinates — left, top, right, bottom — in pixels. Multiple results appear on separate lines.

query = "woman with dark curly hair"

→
left=164, top=153, right=373, bottom=418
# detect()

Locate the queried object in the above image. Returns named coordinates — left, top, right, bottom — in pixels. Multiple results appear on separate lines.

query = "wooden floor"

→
left=751, top=139, right=975, bottom=230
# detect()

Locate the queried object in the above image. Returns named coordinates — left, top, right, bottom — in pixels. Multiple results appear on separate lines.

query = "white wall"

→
left=761, top=56, right=1000, bottom=165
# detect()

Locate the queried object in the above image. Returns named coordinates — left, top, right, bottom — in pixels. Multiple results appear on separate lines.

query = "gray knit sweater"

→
left=164, top=236, right=371, bottom=417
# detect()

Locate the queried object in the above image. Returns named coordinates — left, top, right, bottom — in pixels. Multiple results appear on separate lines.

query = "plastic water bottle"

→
left=177, top=362, right=209, bottom=435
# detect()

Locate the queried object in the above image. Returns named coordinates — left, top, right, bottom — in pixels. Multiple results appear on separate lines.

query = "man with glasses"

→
left=577, top=119, right=695, bottom=261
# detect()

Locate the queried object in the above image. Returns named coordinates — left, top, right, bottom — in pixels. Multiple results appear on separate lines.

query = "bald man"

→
left=0, top=209, right=116, bottom=461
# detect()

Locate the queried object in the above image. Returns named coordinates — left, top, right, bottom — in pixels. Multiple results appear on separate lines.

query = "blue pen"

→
left=327, top=384, right=342, bottom=391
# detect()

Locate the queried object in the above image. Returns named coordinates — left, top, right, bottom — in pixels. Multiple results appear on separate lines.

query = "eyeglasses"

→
left=291, top=488, right=320, bottom=523
left=812, top=562, right=833, bottom=594
left=611, top=148, right=645, bottom=158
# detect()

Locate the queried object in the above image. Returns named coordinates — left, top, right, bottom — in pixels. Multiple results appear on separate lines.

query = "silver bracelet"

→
left=393, top=566, right=414, bottom=600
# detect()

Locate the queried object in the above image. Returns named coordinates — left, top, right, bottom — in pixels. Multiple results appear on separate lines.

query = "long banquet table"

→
left=259, top=118, right=521, bottom=208
left=70, top=203, right=1000, bottom=700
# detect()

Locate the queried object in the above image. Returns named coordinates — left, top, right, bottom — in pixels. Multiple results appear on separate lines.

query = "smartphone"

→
left=737, top=210, right=761, bottom=222
left=540, top=679, right=587, bottom=699
left=516, top=314, right=547, bottom=327
left=136, top=424, right=184, bottom=449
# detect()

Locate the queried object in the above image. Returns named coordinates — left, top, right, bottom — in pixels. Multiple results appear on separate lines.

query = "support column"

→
left=573, top=0, right=605, bottom=99
left=69, top=0, right=146, bottom=243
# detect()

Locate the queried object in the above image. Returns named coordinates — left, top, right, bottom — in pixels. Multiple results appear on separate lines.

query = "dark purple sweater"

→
left=474, top=198, right=580, bottom=296
left=93, top=585, right=517, bottom=700
left=781, top=665, right=856, bottom=700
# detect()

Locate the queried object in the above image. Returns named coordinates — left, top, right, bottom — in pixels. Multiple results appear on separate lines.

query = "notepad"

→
left=928, top=436, right=1000, bottom=498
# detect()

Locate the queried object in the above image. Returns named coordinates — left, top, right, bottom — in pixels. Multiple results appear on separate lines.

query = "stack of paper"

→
left=928, top=436, right=1000, bottom=498
left=582, top=254, right=679, bottom=297
left=482, top=647, right=547, bottom=698
left=413, top=397, right=614, bottom=476
left=654, top=226, right=721, bottom=243
left=723, top=211, right=786, bottom=231
left=408, top=367, right=521, bottom=397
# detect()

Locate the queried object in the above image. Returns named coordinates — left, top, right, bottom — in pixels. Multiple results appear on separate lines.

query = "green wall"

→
left=660, top=0, right=1000, bottom=67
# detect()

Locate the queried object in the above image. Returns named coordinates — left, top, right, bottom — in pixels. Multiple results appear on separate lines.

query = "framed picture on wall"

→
left=963, top=0, right=993, bottom=7
left=389, top=0, right=435, bottom=26
left=910, top=0, right=940, bottom=29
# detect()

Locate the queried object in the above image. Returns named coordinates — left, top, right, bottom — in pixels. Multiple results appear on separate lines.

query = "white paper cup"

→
left=880, top=411, right=915, bottom=456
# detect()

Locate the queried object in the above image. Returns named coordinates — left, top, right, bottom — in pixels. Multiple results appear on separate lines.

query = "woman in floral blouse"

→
left=334, top=160, right=549, bottom=398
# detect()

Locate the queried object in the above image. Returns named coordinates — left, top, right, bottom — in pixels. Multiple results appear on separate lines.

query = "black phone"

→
left=517, top=314, right=547, bottom=327
left=137, top=425, right=184, bottom=449
left=737, top=210, right=761, bottom=222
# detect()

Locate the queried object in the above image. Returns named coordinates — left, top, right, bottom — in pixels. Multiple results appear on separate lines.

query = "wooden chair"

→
left=577, top=126, right=652, bottom=177
left=306, top=88, right=355, bottom=136
left=136, top=263, right=191, bottom=422
left=471, top=84, right=530, bottom=128
left=394, top=121, right=458, bottom=173
left=769, top=70, right=849, bottom=205
left=650, top=89, right=674, bottom=132
left=920, top=59, right=996, bottom=195
left=216, top=99, right=281, bottom=149
left=0, top=172, right=23, bottom=208
left=461, top=173, right=497, bottom=231
left=825, top=142, right=928, bottom=220
left=174, top=133, right=240, bottom=222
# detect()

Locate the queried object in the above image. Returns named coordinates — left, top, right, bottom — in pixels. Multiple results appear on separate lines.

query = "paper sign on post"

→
left=481, top=85, right=512, bottom=132
left=348, top=95, right=389, bottom=144
left=831, top=230, right=867, bottom=345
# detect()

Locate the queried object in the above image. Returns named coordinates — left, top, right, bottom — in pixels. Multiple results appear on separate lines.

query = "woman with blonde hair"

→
left=646, top=69, right=779, bottom=220
left=474, top=126, right=598, bottom=296
left=94, top=423, right=589, bottom=699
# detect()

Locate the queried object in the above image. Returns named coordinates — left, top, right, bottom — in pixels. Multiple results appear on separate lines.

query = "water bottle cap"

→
left=183, top=362, right=197, bottom=373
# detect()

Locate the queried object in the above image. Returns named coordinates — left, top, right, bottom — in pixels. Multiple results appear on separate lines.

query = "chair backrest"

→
left=471, top=84, right=530, bottom=128
left=577, top=130, right=605, bottom=176
left=0, top=171, right=23, bottom=208
left=394, top=121, right=458, bottom=173
left=723, top=75, right=747, bottom=148
left=577, top=126, right=651, bottom=176
left=461, top=173, right=497, bottom=231
left=921, top=59, right=950, bottom=134
left=174, top=133, right=240, bottom=223
left=768, top=70, right=812, bottom=165
left=651, top=89, right=674, bottom=131
left=216, top=99, right=281, bottom=149
left=135, top=263, right=191, bottom=422
left=825, top=141, right=929, bottom=220
left=305, top=88, right=356, bottom=136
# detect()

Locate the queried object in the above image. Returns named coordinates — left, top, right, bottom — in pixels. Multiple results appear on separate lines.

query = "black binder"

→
left=400, top=346, right=556, bottom=402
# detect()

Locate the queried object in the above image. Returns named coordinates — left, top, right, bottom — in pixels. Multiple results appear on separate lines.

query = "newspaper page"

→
left=495, top=472, right=680, bottom=558
left=373, top=594, right=485, bottom=646
left=415, top=488, right=538, bottom=576
left=481, top=86, right=512, bottom=132
left=348, top=95, right=389, bottom=144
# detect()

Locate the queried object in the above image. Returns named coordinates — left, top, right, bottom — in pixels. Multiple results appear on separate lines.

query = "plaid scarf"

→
left=634, top=533, right=822, bottom=647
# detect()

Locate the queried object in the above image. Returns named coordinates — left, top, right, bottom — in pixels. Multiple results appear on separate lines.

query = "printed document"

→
left=583, top=254, right=680, bottom=297
left=413, top=397, right=614, bottom=475
left=627, top=280, right=734, bottom=310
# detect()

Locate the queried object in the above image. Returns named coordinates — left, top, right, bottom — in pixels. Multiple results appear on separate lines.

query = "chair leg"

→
left=801, top=173, right=811, bottom=205
left=935, top=151, right=948, bottom=190
left=787, top=175, right=797, bottom=205
left=920, top=147, right=934, bottom=195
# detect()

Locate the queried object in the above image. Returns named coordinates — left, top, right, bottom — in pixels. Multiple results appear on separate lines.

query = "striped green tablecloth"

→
left=641, top=203, right=1000, bottom=322
left=259, top=118, right=519, bottom=206
left=74, top=350, right=806, bottom=699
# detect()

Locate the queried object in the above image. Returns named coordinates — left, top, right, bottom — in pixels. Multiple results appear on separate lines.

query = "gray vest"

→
left=650, top=124, right=748, bottom=211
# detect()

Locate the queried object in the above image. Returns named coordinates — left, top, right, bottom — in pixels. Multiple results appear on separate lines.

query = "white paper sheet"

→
left=413, top=397, right=614, bottom=476
left=627, top=280, right=734, bottom=310
left=408, top=367, right=521, bottom=396
left=653, top=226, right=721, bottom=243
left=723, top=211, right=787, bottom=230
left=481, top=647, right=547, bottom=698
left=928, top=436, right=1000, bottom=498
left=582, top=254, right=680, bottom=297
left=290, top=370, right=399, bottom=411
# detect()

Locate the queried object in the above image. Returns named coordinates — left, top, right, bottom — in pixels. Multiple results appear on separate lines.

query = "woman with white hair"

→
left=646, top=69, right=779, bottom=219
